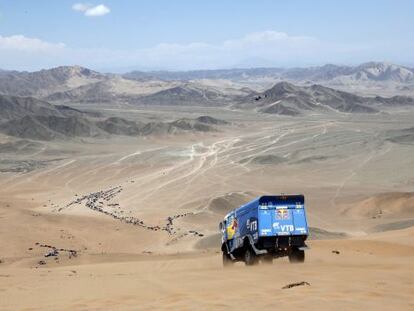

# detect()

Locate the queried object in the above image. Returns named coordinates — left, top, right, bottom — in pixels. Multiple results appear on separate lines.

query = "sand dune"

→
left=344, top=192, right=414, bottom=219
left=1, top=234, right=413, bottom=311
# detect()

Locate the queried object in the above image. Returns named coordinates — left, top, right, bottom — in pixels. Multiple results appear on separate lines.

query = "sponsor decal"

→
left=232, top=218, right=238, bottom=230
left=280, top=224, right=294, bottom=232
left=276, top=209, right=289, bottom=219
left=246, top=218, right=258, bottom=231
left=276, top=205, right=288, bottom=209
left=226, top=216, right=238, bottom=240
left=261, top=228, right=271, bottom=236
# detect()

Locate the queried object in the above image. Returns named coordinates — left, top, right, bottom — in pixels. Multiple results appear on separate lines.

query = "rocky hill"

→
left=386, top=127, right=414, bottom=145
left=0, top=94, right=96, bottom=140
left=0, top=115, right=96, bottom=140
left=0, top=94, right=85, bottom=121
left=44, top=81, right=118, bottom=103
left=123, top=68, right=286, bottom=81
left=131, top=84, right=230, bottom=106
left=0, top=94, right=226, bottom=140
left=0, top=66, right=106, bottom=97
left=241, top=82, right=414, bottom=115
left=349, top=62, right=414, bottom=83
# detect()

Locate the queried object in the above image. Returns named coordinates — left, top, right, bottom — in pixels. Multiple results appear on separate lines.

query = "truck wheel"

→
left=289, top=248, right=305, bottom=263
left=222, top=252, right=233, bottom=267
left=244, top=247, right=258, bottom=266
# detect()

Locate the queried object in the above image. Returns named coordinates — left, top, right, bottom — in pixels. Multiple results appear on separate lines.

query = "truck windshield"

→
left=259, top=195, right=304, bottom=207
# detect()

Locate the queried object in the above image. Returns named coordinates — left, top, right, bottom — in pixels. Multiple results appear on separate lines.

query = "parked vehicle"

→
left=219, top=195, right=308, bottom=266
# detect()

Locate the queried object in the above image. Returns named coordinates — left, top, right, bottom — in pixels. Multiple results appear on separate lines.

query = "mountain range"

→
left=0, top=62, right=414, bottom=141
left=123, top=62, right=414, bottom=83
left=0, top=62, right=413, bottom=100
left=0, top=62, right=412, bottom=107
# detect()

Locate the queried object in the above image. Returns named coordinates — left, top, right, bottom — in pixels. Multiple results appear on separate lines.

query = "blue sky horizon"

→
left=0, top=0, right=413, bottom=72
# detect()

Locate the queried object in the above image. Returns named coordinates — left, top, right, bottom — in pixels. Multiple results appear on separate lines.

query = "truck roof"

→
left=225, top=194, right=304, bottom=218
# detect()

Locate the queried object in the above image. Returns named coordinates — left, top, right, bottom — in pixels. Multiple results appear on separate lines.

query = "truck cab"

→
left=220, top=195, right=308, bottom=266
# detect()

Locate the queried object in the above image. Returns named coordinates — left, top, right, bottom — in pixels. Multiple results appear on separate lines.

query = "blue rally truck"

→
left=219, top=195, right=308, bottom=266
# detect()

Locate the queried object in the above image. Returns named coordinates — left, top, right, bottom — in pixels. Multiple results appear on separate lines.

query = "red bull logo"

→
left=231, top=218, right=238, bottom=230
left=277, top=209, right=289, bottom=219
left=226, top=217, right=238, bottom=239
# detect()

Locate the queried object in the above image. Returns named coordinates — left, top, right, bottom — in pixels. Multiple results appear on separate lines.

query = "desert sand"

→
left=0, top=105, right=413, bottom=310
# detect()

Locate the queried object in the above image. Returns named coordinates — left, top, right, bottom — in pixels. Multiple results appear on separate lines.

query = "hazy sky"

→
left=1, top=0, right=413, bottom=71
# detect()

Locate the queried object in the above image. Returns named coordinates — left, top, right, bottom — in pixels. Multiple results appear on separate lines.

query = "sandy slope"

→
left=1, top=232, right=413, bottom=311
left=0, top=108, right=413, bottom=310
